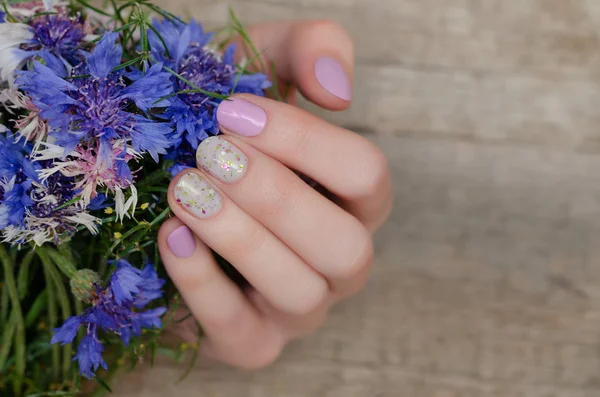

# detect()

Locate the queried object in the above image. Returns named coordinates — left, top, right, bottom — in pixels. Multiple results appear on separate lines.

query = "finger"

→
left=216, top=95, right=393, bottom=231
left=247, top=289, right=328, bottom=340
left=195, top=135, right=372, bottom=294
left=167, top=169, right=329, bottom=316
left=235, top=20, right=354, bottom=109
left=158, top=217, right=284, bottom=368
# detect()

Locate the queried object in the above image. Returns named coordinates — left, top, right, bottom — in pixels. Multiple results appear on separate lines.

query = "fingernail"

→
left=216, top=97, right=266, bottom=137
left=167, top=225, right=196, bottom=258
left=314, top=56, right=352, bottom=101
left=174, top=172, right=222, bottom=219
left=197, top=136, right=248, bottom=183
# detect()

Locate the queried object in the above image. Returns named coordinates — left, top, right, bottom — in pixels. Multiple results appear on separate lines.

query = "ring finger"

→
left=167, top=168, right=328, bottom=316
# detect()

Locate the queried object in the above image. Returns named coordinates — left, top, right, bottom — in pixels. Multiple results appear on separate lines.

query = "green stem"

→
left=0, top=245, right=25, bottom=395
left=110, top=0, right=125, bottom=24
left=157, top=62, right=230, bottom=100
left=41, top=250, right=73, bottom=377
left=17, top=251, right=34, bottom=300
left=1, top=277, right=8, bottom=328
left=43, top=246, right=77, bottom=279
left=0, top=310, right=17, bottom=372
left=40, top=250, right=60, bottom=381
left=75, top=0, right=111, bottom=16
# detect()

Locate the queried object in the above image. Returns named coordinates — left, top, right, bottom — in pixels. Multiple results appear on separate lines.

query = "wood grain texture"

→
left=113, top=1, right=600, bottom=396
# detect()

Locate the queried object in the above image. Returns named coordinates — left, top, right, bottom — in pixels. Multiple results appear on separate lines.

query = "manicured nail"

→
left=216, top=97, right=266, bottom=137
left=174, top=172, right=222, bottom=219
left=167, top=225, right=196, bottom=258
left=197, top=136, right=248, bottom=183
left=314, top=56, right=352, bottom=101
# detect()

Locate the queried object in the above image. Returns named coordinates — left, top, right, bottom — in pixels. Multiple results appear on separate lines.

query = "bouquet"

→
left=0, top=0, right=274, bottom=394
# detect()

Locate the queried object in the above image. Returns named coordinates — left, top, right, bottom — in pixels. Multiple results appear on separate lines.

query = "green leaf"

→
left=0, top=245, right=26, bottom=393
left=112, top=56, right=144, bottom=72
left=230, top=47, right=268, bottom=94
left=1, top=1, right=16, bottom=22
left=228, top=7, right=266, bottom=73
left=24, top=290, right=48, bottom=328
left=109, top=0, right=125, bottom=24
left=75, top=0, right=111, bottom=16
left=157, top=63, right=230, bottom=100
left=42, top=252, right=73, bottom=377
left=143, top=3, right=184, bottom=24
left=174, top=313, right=193, bottom=324
left=268, top=60, right=284, bottom=102
left=1, top=277, right=8, bottom=328
left=155, top=346, right=181, bottom=362
left=44, top=246, right=77, bottom=279
left=146, top=22, right=171, bottom=59
left=150, top=342, right=156, bottom=367
left=40, top=250, right=60, bottom=381
left=175, top=328, right=203, bottom=384
left=0, top=310, right=17, bottom=372
left=54, top=196, right=81, bottom=211
left=95, top=377, right=113, bottom=393
left=17, top=250, right=35, bottom=299
left=26, top=391, right=80, bottom=397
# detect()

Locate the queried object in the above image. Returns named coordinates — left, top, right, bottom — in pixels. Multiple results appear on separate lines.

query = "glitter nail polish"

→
left=174, top=172, right=222, bottom=219
left=197, top=136, right=248, bottom=183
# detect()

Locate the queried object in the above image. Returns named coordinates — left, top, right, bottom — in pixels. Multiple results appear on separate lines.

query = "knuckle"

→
left=304, top=19, right=353, bottom=47
left=239, top=336, right=285, bottom=370
left=256, top=176, right=296, bottom=219
left=204, top=303, right=247, bottom=332
left=173, top=263, right=218, bottom=292
left=222, top=217, right=268, bottom=258
left=285, top=279, right=328, bottom=316
left=336, top=225, right=374, bottom=280
left=355, top=144, right=390, bottom=198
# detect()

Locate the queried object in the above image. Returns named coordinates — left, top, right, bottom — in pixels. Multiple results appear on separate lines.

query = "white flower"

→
left=0, top=22, right=33, bottom=83
left=43, top=0, right=60, bottom=10
left=114, top=185, right=138, bottom=223
left=1, top=89, right=49, bottom=151
left=35, top=140, right=141, bottom=222
left=1, top=182, right=101, bottom=246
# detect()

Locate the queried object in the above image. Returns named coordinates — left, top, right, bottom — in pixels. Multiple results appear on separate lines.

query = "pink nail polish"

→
left=216, top=98, right=267, bottom=137
left=167, top=225, right=196, bottom=258
left=314, top=57, right=352, bottom=101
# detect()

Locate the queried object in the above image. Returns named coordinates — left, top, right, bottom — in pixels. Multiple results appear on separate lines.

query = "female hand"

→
left=157, top=20, right=392, bottom=369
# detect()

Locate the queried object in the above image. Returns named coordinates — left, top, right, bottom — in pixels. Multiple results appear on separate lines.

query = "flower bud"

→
left=70, top=269, right=101, bottom=302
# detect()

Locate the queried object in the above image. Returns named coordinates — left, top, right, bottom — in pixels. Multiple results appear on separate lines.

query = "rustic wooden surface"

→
left=113, top=1, right=600, bottom=396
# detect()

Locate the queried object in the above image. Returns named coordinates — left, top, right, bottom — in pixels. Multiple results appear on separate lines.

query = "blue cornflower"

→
left=148, top=19, right=271, bottom=150
left=164, top=140, right=196, bottom=176
left=0, top=11, right=88, bottom=82
left=16, top=32, right=174, bottom=166
left=51, top=260, right=166, bottom=378
left=23, top=13, right=88, bottom=62
left=0, top=133, right=40, bottom=228
left=0, top=133, right=40, bottom=182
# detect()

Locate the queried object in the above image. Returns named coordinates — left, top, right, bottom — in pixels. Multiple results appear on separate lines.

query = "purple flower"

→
left=51, top=260, right=166, bottom=378
left=16, top=33, right=174, bottom=168
left=148, top=19, right=271, bottom=151
left=23, top=13, right=88, bottom=62
left=0, top=133, right=39, bottom=228
left=74, top=336, right=108, bottom=379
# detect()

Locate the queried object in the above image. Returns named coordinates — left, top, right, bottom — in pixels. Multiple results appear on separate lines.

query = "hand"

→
left=158, top=20, right=392, bottom=369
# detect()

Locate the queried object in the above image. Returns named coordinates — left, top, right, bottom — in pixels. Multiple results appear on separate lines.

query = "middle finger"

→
left=195, top=135, right=373, bottom=295
left=168, top=169, right=328, bottom=315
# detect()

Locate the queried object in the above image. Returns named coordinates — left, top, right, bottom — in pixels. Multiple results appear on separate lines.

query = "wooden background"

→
left=113, top=1, right=600, bottom=396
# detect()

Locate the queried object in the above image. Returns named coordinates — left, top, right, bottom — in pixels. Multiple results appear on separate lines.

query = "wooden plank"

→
left=114, top=135, right=600, bottom=397
left=118, top=1, right=600, bottom=395
left=155, top=0, right=600, bottom=148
